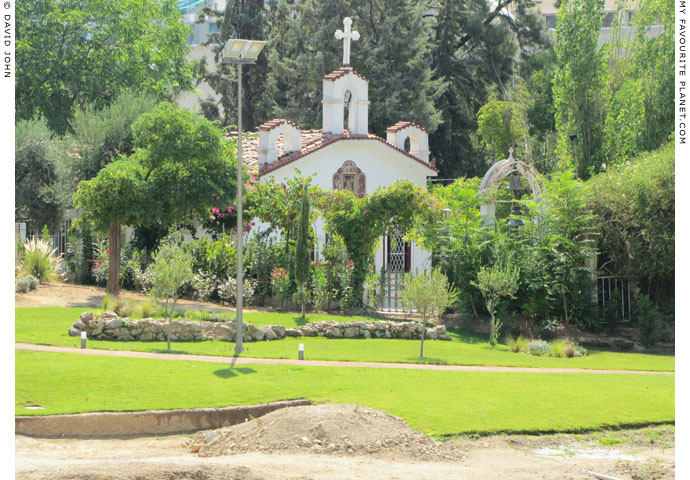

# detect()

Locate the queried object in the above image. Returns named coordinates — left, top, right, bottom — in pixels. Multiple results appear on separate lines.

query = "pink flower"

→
left=227, top=206, right=234, bottom=213
left=105, top=248, right=109, bottom=254
left=215, top=195, right=220, bottom=200
left=282, top=272, right=287, bottom=278
left=212, top=207, right=220, bottom=214
left=251, top=221, right=255, bottom=226
left=250, top=175, right=256, bottom=183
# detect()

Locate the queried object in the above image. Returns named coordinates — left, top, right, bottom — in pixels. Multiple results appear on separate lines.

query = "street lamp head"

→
left=223, top=39, right=266, bottom=64
left=442, top=208, right=452, bottom=220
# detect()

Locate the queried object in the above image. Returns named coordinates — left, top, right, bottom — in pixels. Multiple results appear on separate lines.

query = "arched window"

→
left=333, top=160, right=366, bottom=198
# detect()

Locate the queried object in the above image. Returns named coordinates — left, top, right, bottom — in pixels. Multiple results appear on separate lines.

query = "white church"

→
left=242, top=18, right=438, bottom=287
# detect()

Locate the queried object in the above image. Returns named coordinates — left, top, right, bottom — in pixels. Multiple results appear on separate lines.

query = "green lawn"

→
left=15, top=307, right=675, bottom=372
left=15, top=350, right=674, bottom=436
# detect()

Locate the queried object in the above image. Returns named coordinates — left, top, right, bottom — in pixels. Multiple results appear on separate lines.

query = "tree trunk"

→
left=106, top=221, right=121, bottom=295
left=420, top=317, right=426, bottom=358
left=489, top=313, right=496, bottom=344
left=168, top=297, right=178, bottom=351
left=301, top=284, right=305, bottom=319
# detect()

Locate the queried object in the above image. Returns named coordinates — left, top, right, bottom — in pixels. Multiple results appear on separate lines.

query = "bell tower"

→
left=322, top=17, right=369, bottom=135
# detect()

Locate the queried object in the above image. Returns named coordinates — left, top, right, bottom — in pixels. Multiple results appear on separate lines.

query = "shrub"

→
left=217, top=276, right=257, bottom=306
left=191, top=270, right=220, bottom=301
left=16, top=275, right=39, bottom=293
left=635, top=294, right=664, bottom=347
left=112, top=297, right=135, bottom=318
left=271, top=267, right=291, bottom=307
left=138, top=300, right=156, bottom=318
left=528, top=340, right=552, bottom=357
left=508, top=335, right=528, bottom=353
left=311, top=264, right=329, bottom=311
left=19, top=238, right=63, bottom=282
left=562, top=343, right=576, bottom=358
left=549, top=339, right=570, bottom=358
left=102, top=293, right=114, bottom=311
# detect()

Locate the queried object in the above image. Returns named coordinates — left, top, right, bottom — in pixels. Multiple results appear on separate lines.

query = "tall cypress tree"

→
left=294, top=183, right=311, bottom=319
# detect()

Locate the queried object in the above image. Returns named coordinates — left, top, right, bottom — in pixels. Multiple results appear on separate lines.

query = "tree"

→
left=15, top=118, right=61, bottom=231
left=473, top=262, right=520, bottom=345
left=553, top=0, right=605, bottom=179
left=58, top=92, right=159, bottom=195
left=149, top=237, right=194, bottom=351
left=476, top=93, right=527, bottom=159
left=262, top=0, right=442, bottom=136
left=73, top=103, right=236, bottom=294
left=16, top=0, right=194, bottom=135
left=196, top=0, right=270, bottom=128
left=429, top=0, right=549, bottom=178
left=401, top=268, right=457, bottom=358
left=294, top=183, right=312, bottom=319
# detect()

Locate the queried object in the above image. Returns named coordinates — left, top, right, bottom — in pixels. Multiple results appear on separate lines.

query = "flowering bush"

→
left=218, top=276, right=257, bottom=306
left=271, top=267, right=291, bottom=306
left=191, top=270, right=220, bottom=301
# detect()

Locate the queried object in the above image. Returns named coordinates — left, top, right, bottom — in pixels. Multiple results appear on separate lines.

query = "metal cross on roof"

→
left=335, top=17, right=360, bottom=69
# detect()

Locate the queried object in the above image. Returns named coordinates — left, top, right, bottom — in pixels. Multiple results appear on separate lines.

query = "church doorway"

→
left=381, top=224, right=411, bottom=312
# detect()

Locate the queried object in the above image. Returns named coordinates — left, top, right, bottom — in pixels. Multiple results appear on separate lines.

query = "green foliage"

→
left=586, top=143, right=674, bottom=310
left=19, top=238, right=63, bottom=282
left=320, top=235, right=356, bottom=312
left=58, top=92, right=158, bottom=195
left=553, top=0, right=605, bottom=179
left=317, top=181, right=438, bottom=302
left=634, top=294, right=664, bottom=348
left=111, top=297, right=136, bottom=318
left=401, top=268, right=458, bottom=357
left=476, top=93, right=527, bottom=159
left=474, top=262, right=520, bottom=345
left=294, top=183, right=312, bottom=318
left=102, top=293, right=114, bottom=311
left=137, top=301, right=156, bottom=319
left=311, top=264, right=329, bottom=311
left=149, top=239, right=195, bottom=322
left=429, top=0, right=548, bottom=178
left=14, top=118, right=62, bottom=231
left=528, top=340, right=552, bottom=357
left=16, top=0, right=194, bottom=135
left=508, top=335, right=528, bottom=353
left=16, top=276, right=39, bottom=294
left=601, top=0, right=674, bottom=163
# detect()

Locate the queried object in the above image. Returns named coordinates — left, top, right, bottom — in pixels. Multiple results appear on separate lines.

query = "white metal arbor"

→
left=477, top=147, right=543, bottom=226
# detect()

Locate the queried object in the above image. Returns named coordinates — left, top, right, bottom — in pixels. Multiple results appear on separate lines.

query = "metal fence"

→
left=597, top=276, right=635, bottom=324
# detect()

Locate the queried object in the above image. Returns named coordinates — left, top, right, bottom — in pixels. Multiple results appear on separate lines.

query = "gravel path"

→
left=15, top=343, right=674, bottom=375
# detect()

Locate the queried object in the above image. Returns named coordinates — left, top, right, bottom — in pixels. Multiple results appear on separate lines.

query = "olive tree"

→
left=473, top=263, right=520, bottom=345
left=401, top=268, right=458, bottom=358
left=149, top=238, right=194, bottom=350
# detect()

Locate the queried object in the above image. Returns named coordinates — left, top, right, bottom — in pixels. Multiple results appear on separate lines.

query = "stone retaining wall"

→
left=69, top=312, right=452, bottom=343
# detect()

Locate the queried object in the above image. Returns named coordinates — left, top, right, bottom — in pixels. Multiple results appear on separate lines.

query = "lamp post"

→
left=223, top=39, right=266, bottom=354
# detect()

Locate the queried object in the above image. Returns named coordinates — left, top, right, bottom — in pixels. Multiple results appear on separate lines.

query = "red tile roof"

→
left=323, top=69, right=369, bottom=83
left=257, top=118, right=301, bottom=132
left=225, top=128, right=438, bottom=176
left=385, top=121, right=429, bottom=134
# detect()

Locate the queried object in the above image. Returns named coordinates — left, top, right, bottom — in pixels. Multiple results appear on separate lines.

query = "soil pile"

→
left=187, top=403, right=463, bottom=462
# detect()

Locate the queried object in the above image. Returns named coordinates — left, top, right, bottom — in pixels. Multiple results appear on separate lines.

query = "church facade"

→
left=241, top=18, right=438, bottom=285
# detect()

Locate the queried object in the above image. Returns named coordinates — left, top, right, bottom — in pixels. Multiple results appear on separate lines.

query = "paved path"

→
left=15, top=343, right=673, bottom=375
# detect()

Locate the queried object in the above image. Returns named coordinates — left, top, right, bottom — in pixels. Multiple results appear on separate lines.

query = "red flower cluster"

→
left=271, top=268, right=287, bottom=280
left=347, top=260, right=354, bottom=270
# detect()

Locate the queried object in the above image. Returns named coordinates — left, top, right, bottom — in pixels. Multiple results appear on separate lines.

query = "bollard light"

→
left=80, top=331, right=87, bottom=349
left=298, top=343, right=304, bottom=360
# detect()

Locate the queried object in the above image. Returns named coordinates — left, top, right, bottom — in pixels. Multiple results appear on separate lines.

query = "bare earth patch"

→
left=15, top=405, right=674, bottom=480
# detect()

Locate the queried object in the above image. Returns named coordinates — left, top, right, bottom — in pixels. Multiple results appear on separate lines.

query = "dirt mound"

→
left=187, top=403, right=463, bottom=462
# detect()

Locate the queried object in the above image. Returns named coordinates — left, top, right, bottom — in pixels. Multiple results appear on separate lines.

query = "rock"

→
left=362, top=329, right=371, bottom=339
left=205, top=432, right=217, bottom=444
left=264, top=329, right=277, bottom=341
left=105, top=318, right=123, bottom=329
left=73, top=319, right=86, bottom=331
left=269, top=325, right=287, bottom=338
left=438, top=334, right=452, bottom=341
left=68, top=327, right=81, bottom=337
left=285, top=328, right=303, bottom=337
left=252, top=329, right=265, bottom=341
left=80, top=311, right=94, bottom=323
left=101, top=311, right=118, bottom=319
